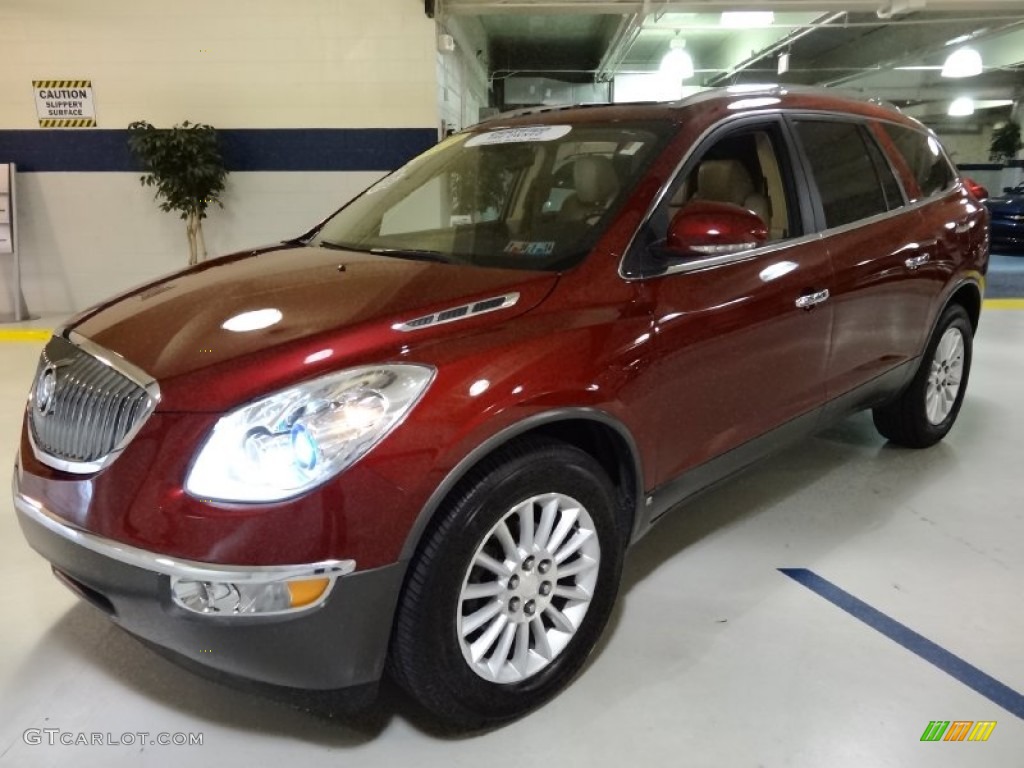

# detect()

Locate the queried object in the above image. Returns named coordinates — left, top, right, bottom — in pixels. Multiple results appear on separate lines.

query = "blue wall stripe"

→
left=0, top=128, right=437, bottom=172
left=779, top=568, right=1024, bottom=719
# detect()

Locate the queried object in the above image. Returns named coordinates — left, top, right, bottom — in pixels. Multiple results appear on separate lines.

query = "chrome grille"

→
left=29, top=335, right=157, bottom=472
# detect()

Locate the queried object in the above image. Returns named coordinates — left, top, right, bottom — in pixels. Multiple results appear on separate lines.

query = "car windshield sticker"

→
left=466, top=125, right=572, bottom=148
left=505, top=240, right=555, bottom=256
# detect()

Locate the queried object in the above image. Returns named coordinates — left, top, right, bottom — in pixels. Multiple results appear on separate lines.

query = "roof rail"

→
left=467, top=85, right=904, bottom=130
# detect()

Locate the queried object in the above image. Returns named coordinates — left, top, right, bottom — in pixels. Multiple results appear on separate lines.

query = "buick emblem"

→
left=35, top=366, right=58, bottom=415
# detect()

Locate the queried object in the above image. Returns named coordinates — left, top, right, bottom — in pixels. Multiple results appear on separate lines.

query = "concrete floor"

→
left=0, top=310, right=1022, bottom=767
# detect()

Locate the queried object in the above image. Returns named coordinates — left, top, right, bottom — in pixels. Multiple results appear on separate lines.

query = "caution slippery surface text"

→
left=33, top=80, right=96, bottom=128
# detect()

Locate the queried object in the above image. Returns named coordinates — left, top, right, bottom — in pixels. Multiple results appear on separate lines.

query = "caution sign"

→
left=33, top=80, right=96, bottom=128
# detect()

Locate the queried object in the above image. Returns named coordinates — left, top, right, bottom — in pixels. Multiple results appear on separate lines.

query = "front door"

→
left=626, top=119, right=835, bottom=488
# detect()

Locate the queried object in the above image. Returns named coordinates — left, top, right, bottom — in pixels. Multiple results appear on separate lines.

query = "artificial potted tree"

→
left=989, top=121, right=1022, bottom=165
left=127, top=120, right=228, bottom=266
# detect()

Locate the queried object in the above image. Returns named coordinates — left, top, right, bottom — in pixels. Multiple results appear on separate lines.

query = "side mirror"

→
left=962, top=177, right=988, bottom=201
left=1005, top=187, right=1016, bottom=194
left=665, top=201, right=768, bottom=259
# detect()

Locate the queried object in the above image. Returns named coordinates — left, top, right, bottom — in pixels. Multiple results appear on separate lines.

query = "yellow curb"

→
left=0, top=329, right=52, bottom=342
left=984, top=299, right=1024, bottom=310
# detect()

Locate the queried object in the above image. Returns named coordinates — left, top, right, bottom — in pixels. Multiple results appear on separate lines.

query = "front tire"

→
left=872, top=304, right=973, bottom=448
left=389, top=438, right=624, bottom=730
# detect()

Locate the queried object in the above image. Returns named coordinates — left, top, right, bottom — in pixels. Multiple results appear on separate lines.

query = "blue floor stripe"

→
left=779, top=568, right=1024, bottom=720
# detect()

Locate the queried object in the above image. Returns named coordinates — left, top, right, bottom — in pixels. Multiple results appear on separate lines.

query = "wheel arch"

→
left=397, top=409, right=645, bottom=564
left=943, top=279, right=983, bottom=334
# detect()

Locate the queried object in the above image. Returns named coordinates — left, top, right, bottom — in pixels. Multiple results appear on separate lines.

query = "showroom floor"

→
left=0, top=297, right=1021, bottom=767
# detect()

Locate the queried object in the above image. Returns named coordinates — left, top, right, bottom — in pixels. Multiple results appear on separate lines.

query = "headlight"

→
left=185, top=364, right=434, bottom=502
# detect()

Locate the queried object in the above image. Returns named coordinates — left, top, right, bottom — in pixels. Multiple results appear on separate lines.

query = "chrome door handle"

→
left=905, top=253, right=930, bottom=270
left=795, top=289, right=830, bottom=310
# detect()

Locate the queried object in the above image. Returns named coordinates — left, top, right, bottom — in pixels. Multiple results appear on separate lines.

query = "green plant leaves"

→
left=126, top=119, right=229, bottom=218
left=990, top=122, right=1022, bottom=164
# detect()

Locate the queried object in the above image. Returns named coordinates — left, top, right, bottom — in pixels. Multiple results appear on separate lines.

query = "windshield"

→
left=311, top=121, right=674, bottom=271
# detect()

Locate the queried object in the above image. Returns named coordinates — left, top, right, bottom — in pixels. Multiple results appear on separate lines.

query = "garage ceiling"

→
left=439, top=1, right=1024, bottom=122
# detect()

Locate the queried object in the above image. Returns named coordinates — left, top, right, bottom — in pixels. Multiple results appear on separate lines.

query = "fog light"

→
left=172, top=575, right=333, bottom=615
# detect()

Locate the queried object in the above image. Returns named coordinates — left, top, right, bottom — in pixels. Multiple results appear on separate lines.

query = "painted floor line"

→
left=779, top=568, right=1024, bottom=720
left=0, top=329, right=51, bottom=342
left=983, top=299, right=1024, bottom=310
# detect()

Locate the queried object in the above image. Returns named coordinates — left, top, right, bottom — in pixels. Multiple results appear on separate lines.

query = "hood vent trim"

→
left=392, top=293, right=520, bottom=332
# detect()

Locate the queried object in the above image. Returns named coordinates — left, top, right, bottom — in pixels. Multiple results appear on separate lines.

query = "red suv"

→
left=14, top=87, right=988, bottom=729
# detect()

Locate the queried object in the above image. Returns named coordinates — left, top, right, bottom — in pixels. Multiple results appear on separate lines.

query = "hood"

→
left=70, top=244, right=559, bottom=411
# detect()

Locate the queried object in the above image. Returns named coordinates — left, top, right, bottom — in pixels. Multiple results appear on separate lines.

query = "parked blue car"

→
left=986, top=182, right=1024, bottom=252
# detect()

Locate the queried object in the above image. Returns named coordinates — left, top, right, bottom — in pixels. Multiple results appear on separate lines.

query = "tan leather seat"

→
left=692, top=159, right=770, bottom=225
left=559, top=156, right=620, bottom=223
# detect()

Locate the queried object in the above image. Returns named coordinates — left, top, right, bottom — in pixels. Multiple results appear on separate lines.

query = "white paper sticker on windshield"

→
left=466, top=125, right=572, bottom=148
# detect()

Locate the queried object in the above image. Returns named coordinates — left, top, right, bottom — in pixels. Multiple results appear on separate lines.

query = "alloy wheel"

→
left=925, top=326, right=965, bottom=425
left=457, top=492, right=601, bottom=684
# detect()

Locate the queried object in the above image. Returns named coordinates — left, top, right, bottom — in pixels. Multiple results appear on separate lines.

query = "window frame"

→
left=621, top=114, right=816, bottom=279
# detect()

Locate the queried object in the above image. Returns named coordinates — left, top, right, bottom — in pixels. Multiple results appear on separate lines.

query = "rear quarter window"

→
left=880, top=123, right=957, bottom=201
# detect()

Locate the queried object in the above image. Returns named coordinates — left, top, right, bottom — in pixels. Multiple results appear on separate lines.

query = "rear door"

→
left=790, top=117, right=934, bottom=401
left=873, top=121, right=987, bottom=334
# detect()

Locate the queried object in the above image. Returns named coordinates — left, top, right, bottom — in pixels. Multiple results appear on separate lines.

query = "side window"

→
left=666, top=128, right=796, bottom=242
left=863, top=132, right=905, bottom=211
left=794, top=121, right=890, bottom=229
left=881, top=123, right=956, bottom=200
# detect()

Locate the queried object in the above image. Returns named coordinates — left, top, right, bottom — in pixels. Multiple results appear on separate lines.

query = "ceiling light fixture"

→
left=660, top=38, right=694, bottom=82
left=721, top=11, right=775, bottom=28
left=948, top=97, right=976, bottom=117
left=941, top=48, right=983, bottom=78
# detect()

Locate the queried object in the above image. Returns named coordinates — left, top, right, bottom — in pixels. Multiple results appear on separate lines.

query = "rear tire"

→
left=872, top=304, right=972, bottom=448
left=389, top=438, right=624, bottom=730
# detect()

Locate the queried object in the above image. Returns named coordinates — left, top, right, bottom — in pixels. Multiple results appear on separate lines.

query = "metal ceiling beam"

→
left=594, top=5, right=649, bottom=82
left=443, top=0, right=1024, bottom=15
left=704, top=12, right=843, bottom=86
left=818, top=23, right=1024, bottom=89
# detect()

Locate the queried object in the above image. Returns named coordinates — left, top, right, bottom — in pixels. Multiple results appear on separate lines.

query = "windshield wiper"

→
left=369, top=247, right=454, bottom=264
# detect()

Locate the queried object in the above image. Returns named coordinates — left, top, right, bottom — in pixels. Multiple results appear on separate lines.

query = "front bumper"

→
left=14, top=485, right=405, bottom=691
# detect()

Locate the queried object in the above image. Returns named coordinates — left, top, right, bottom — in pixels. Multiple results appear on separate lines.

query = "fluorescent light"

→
left=660, top=39, right=694, bottom=81
left=942, top=48, right=983, bottom=78
left=721, top=11, right=775, bottom=28
left=948, top=97, right=975, bottom=117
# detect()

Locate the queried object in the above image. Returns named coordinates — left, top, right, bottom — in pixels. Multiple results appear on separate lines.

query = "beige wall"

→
left=0, top=0, right=437, bottom=130
left=0, top=0, right=439, bottom=315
